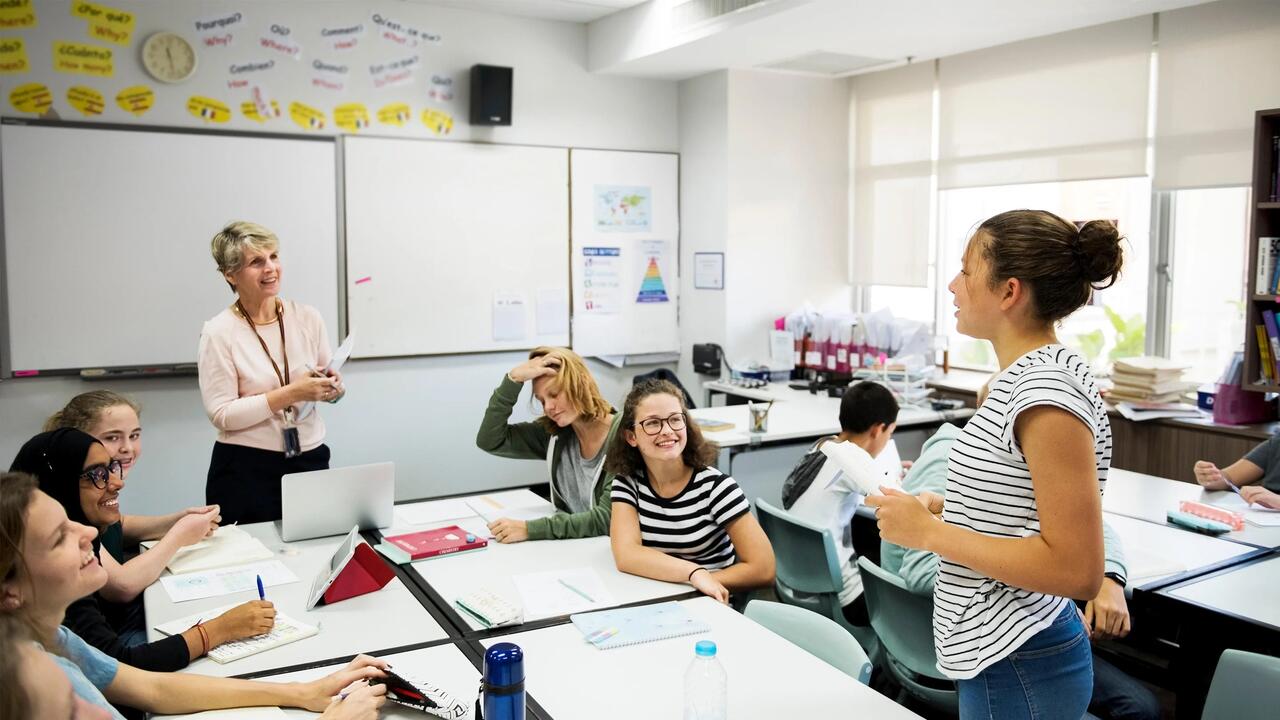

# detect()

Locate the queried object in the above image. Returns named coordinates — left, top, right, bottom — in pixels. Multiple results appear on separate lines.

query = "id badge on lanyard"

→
left=282, top=408, right=302, bottom=458
left=238, top=300, right=303, bottom=458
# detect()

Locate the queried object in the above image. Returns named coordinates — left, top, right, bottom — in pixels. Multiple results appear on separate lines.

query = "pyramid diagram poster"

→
left=635, top=239, right=670, bottom=304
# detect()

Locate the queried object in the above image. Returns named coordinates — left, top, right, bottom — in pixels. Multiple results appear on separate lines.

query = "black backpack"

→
left=781, top=436, right=837, bottom=510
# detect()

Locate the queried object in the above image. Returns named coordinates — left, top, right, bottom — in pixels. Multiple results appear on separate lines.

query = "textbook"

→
left=383, top=525, right=488, bottom=561
left=570, top=601, right=709, bottom=650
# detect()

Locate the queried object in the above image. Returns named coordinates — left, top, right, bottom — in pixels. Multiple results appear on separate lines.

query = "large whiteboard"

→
left=570, top=150, right=679, bottom=358
left=344, top=137, right=570, bottom=358
left=0, top=121, right=340, bottom=373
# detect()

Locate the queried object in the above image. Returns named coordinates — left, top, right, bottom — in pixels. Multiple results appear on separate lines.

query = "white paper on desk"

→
left=143, top=526, right=273, bottom=575
left=1210, top=493, right=1280, bottom=526
left=396, top=498, right=476, bottom=526
left=1125, top=545, right=1186, bottom=584
left=465, top=499, right=552, bottom=525
left=160, top=560, right=298, bottom=603
left=512, top=568, right=615, bottom=619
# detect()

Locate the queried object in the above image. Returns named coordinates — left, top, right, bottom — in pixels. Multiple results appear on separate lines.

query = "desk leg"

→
left=717, top=446, right=734, bottom=474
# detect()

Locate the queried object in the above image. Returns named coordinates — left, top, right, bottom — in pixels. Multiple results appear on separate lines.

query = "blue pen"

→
left=1221, top=472, right=1242, bottom=495
left=256, top=574, right=265, bottom=600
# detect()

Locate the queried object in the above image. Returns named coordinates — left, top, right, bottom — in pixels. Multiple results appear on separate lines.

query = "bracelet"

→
left=196, top=623, right=210, bottom=655
left=687, top=567, right=705, bottom=582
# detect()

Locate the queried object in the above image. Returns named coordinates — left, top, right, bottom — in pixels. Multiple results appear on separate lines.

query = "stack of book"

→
left=1108, top=357, right=1192, bottom=403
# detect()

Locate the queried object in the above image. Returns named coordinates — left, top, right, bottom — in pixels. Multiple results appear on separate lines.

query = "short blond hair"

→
left=210, top=221, right=279, bottom=292
left=529, top=347, right=613, bottom=432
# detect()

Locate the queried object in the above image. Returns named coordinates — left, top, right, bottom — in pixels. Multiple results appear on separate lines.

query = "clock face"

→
left=142, top=32, right=197, bottom=83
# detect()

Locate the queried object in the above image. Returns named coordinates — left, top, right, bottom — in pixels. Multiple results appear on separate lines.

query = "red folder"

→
left=385, top=525, right=488, bottom=560
left=319, top=542, right=395, bottom=606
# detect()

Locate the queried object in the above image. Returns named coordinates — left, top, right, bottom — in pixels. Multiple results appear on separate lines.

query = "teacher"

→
left=197, top=221, right=343, bottom=524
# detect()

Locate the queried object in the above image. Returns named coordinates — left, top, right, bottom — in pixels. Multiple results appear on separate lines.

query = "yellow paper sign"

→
left=289, top=101, right=326, bottom=131
left=0, top=36, right=28, bottom=73
left=9, top=81, right=50, bottom=114
left=377, top=102, right=411, bottom=127
left=0, top=0, right=37, bottom=30
left=422, top=108, right=454, bottom=136
left=52, top=41, right=113, bottom=77
left=241, top=99, right=280, bottom=123
left=186, top=95, right=231, bottom=123
left=115, top=85, right=153, bottom=116
left=334, top=103, right=369, bottom=133
left=66, top=85, right=104, bottom=116
left=72, top=2, right=134, bottom=45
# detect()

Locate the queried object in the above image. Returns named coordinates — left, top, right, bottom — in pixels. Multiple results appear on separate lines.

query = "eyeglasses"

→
left=636, top=413, right=687, bottom=436
left=79, top=459, right=123, bottom=489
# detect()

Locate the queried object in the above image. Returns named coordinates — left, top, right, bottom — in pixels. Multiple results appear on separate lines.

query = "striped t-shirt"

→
left=611, top=466, right=751, bottom=570
left=934, top=344, right=1110, bottom=679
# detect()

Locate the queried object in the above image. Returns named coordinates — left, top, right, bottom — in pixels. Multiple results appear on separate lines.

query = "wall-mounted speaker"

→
left=470, top=64, right=512, bottom=126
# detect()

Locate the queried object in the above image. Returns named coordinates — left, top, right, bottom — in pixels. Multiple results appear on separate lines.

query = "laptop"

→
left=281, top=462, right=395, bottom=542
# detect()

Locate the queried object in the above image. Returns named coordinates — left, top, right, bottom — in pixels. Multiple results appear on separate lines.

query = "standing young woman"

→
left=867, top=210, right=1123, bottom=719
left=199, top=221, right=344, bottom=524
left=0, top=472, right=387, bottom=720
left=10, top=429, right=275, bottom=671
left=476, top=347, right=622, bottom=542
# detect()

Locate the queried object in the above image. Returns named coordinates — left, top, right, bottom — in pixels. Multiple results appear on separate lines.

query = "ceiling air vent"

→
left=672, top=0, right=772, bottom=28
left=758, top=51, right=897, bottom=77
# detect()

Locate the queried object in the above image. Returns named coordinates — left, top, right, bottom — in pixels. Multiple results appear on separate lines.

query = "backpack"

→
left=781, top=435, right=837, bottom=510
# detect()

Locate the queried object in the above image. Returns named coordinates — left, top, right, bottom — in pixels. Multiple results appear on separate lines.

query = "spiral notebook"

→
left=570, top=601, right=709, bottom=650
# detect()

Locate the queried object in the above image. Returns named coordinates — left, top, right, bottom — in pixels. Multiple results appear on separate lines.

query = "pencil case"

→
left=1166, top=510, right=1232, bottom=535
left=1178, top=500, right=1244, bottom=530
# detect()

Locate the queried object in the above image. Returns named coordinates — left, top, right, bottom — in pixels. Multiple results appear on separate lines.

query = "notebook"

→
left=570, top=601, right=709, bottom=650
left=454, top=589, right=522, bottom=628
left=155, top=603, right=319, bottom=664
left=140, top=525, right=274, bottom=575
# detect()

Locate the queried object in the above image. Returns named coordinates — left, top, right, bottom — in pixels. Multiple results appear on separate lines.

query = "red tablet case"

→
left=385, top=525, right=488, bottom=560
left=319, top=542, right=396, bottom=606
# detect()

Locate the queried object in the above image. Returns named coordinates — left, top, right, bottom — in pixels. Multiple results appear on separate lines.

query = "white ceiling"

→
left=411, top=0, right=647, bottom=24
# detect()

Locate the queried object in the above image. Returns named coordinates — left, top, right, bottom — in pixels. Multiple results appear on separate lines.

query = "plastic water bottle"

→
left=683, top=640, right=727, bottom=720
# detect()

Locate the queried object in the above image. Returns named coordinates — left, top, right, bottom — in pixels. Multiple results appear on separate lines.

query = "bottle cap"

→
left=695, top=640, right=717, bottom=657
left=484, top=642, right=525, bottom=687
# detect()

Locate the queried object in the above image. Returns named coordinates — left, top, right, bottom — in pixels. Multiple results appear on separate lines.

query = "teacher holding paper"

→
left=198, top=221, right=344, bottom=524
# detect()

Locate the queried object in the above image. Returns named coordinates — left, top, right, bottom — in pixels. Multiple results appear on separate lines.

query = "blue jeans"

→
left=957, top=605, right=1093, bottom=720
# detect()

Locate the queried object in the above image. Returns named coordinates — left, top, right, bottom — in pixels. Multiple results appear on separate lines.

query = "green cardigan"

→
left=880, top=422, right=1128, bottom=595
left=475, top=374, right=622, bottom=540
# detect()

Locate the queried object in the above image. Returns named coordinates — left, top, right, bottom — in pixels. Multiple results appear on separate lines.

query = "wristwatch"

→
left=1103, top=571, right=1127, bottom=588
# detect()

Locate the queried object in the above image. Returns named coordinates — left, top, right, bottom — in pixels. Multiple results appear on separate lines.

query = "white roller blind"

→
left=938, top=15, right=1151, bottom=190
left=851, top=61, right=934, bottom=287
left=1154, top=0, right=1280, bottom=189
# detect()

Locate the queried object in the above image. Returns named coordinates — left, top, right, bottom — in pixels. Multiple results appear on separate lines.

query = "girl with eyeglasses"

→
left=605, top=379, right=775, bottom=602
left=9, top=430, right=277, bottom=671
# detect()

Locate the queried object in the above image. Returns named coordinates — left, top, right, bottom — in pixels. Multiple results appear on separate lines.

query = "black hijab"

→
left=10, top=429, right=103, bottom=549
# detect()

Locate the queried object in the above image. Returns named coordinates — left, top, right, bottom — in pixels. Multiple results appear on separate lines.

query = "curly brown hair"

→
left=605, top=379, right=719, bottom=478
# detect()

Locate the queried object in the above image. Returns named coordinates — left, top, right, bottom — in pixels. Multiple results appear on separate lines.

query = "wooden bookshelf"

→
left=1243, top=108, right=1280, bottom=392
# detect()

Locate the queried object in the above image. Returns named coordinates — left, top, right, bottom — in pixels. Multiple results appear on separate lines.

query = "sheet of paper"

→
left=464, top=499, right=551, bottom=525
left=1125, top=544, right=1186, bottom=584
left=396, top=498, right=476, bottom=526
left=1209, top=493, right=1280, bottom=526
left=512, top=567, right=615, bottom=619
left=536, top=287, right=569, bottom=336
left=160, top=560, right=298, bottom=603
left=870, top=439, right=903, bottom=487
left=329, top=331, right=355, bottom=373
left=492, top=292, right=527, bottom=341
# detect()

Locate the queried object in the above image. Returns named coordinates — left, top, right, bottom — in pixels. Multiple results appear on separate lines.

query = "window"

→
left=1166, top=187, right=1249, bottom=384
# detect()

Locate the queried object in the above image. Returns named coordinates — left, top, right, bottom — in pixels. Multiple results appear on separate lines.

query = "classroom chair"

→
left=754, top=499, right=880, bottom=663
left=856, top=556, right=958, bottom=714
left=1201, top=649, right=1280, bottom=720
left=850, top=504, right=881, bottom=566
left=745, top=599, right=872, bottom=684
left=631, top=368, right=697, bottom=408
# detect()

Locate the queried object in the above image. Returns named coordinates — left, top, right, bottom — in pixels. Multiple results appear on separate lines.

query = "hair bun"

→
left=1075, top=220, right=1123, bottom=289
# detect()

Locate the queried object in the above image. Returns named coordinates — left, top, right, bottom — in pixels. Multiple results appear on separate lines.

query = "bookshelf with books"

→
left=1242, top=108, right=1280, bottom=392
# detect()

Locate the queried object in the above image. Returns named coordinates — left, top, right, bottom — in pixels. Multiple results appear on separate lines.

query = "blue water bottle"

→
left=479, top=642, right=525, bottom=720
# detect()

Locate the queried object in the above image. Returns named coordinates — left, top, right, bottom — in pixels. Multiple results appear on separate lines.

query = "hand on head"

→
left=509, top=354, right=560, bottom=383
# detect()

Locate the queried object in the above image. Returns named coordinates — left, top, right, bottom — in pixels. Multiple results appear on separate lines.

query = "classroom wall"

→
left=0, top=0, right=679, bottom=515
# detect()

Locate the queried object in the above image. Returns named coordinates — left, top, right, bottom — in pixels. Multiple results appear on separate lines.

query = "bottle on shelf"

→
left=683, top=640, right=727, bottom=720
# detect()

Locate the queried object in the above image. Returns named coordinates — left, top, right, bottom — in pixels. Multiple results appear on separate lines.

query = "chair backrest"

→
left=745, top=599, right=872, bottom=684
left=630, top=368, right=697, bottom=409
left=851, top=505, right=881, bottom=566
left=755, top=499, right=843, bottom=595
left=1203, top=649, right=1280, bottom=720
left=856, top=555, right=947, bottom=681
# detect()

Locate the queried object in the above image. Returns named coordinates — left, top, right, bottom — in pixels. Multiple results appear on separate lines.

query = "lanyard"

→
left=236, top=299, right=290, bottom=391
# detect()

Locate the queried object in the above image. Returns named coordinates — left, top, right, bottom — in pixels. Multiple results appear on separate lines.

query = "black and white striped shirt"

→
left=934, top=344, right=1110, bottom=679
left=611, top=466, right=751, bottom=570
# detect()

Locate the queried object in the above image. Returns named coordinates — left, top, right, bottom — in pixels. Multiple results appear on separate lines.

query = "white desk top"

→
left=391, top=491, right=692, bottom=632
left=1104, top=512, right=1255, bottom=588
left=1103, top=468, right=1280, bottom=549
left=143, top=521, right=449, bottom=678
left=160, top=642, right=482, bottom=719
left=691, top=399, right=967, bottom=449
left=1165, top=553, right=1280, bottom=629
left=483, top=597, right=922, bottom=720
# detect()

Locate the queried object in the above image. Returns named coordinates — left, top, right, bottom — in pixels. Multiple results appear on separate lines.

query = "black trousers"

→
left=206, top=441, right=331, bottom=524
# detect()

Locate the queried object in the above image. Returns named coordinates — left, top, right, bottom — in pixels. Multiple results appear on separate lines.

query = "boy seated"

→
left=782, top=381, right=899, bottom=623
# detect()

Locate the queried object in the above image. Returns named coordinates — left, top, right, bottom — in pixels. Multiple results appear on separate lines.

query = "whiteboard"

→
left=0, top=121, right=340, bottom=373
left=570, top=149, right=679, bottom=358
left=344, top=137, right=570, bottom=358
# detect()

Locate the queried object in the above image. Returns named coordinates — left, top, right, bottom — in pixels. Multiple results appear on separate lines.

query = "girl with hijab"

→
left=10, top=429, right=276, bottom=671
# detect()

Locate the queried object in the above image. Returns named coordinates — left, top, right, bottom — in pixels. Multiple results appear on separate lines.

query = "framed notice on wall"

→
left=693, top=252, right=724, bottom=290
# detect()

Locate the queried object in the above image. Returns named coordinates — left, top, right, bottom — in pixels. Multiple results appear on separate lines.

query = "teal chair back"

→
left=746, top=599, right=872, bottom=684
left=856, top=556, right=957, bottom=712
left=1203, top=649, right=1280, bottom=720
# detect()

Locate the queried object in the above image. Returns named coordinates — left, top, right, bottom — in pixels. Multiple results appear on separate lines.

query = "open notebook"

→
left=570, top=601, right=709, bottom=650
left=141, top=525, right=274, bottom=575
left=155, top=603, right=318, bottom=664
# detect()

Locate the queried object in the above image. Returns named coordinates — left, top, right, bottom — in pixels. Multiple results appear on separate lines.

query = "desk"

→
left=1103, top=512, right=1259, bottom=588
left=388, top=491, right=694, bottom=635
left=144, top=521, right=450, bottom=678
left=482, top=597, right=923, bottom=720
left=1103, top=468, right=1280, bottom=549
left=1157, top=552, right=1280, bottom=634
